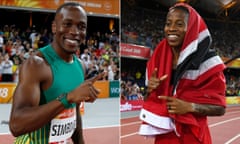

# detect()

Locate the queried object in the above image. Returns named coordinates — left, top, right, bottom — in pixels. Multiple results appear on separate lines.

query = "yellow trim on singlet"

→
left=14, top=127, right=49, bottom=144
left=14, top=134, right=30, bottom=144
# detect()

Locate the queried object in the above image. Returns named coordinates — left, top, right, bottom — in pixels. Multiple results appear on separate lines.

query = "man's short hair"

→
left=55, top=2, right=85, bottom=16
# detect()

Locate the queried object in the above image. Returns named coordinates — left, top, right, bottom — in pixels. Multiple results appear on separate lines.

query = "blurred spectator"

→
left=0, top=32, right=4, bottom=53
left=1, top=53, right=13, bottom=82
left=38, top=28, right=50, bottom=48
left=12, top=56, right=21, bottom=83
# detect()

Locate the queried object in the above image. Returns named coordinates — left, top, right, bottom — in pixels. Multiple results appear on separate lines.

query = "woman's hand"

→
left=158, top=96, right=193, bottom=114
left=147, top=68, right=167, bottom=93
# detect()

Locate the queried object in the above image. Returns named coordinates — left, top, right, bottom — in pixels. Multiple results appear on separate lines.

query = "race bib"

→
left=49, top=108, right=76, bottom=144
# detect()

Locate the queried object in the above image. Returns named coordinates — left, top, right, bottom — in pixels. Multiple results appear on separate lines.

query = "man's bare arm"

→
left=9, top=56, right=66, bottom=136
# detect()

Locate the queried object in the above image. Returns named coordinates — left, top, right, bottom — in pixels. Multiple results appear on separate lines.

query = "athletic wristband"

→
left=56, top=93, right=70, bottom=108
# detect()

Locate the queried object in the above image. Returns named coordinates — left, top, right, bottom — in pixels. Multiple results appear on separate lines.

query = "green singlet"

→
left=14, top=45, right=85, bottom=144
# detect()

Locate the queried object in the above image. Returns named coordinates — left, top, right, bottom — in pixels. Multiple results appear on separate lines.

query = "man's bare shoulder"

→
left=15, top=51, right=53, bottom=92
left=19, top=52, right=50, bottom=81
left=22, top=55, right=45, bottom=68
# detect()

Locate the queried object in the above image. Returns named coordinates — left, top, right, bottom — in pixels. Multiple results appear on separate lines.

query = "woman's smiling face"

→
left=164, top=8, right=188, bottom=50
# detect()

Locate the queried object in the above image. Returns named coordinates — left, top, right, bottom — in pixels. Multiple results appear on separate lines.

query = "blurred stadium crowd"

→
left=0, top=2, right=239, bottom=100
left=0, top=24, right=120, bottom=83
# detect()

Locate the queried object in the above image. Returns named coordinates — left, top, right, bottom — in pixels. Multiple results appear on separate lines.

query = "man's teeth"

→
left=66, top=39, right=78, bottom=44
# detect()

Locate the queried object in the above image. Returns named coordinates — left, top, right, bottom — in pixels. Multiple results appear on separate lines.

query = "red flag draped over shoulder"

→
left=139, top=3, right=226, bottom=143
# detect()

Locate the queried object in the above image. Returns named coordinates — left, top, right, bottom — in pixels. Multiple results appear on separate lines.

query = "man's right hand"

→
left=67, top=72, right=105, bottom=103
